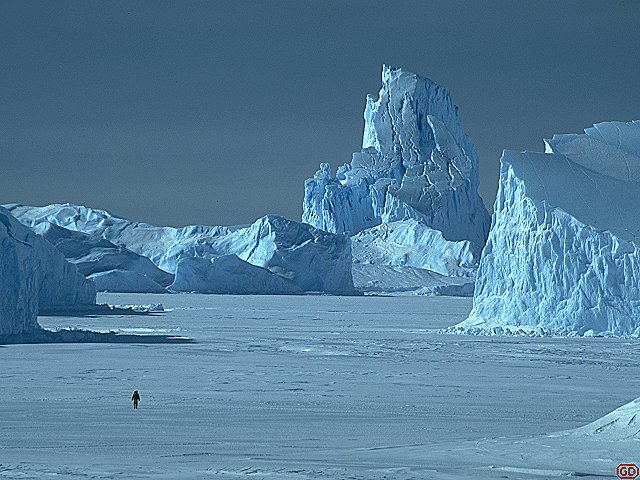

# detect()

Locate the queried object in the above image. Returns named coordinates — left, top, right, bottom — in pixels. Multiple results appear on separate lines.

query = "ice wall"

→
left=0, top=208, right=39, bottom=334
left=459, top=120, right=640, bottom=336
left=0, top=207, right=95, bottom=335
left=303, top=65, right=490, bottom=248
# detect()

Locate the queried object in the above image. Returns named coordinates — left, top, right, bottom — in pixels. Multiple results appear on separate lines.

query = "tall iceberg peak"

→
left=456, top=120, right=640, bottom=336
left=303, top=65, right=490, bottom=248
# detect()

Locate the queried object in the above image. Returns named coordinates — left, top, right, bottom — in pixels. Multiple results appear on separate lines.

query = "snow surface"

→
left=1, top=293, right=638, bottom=479
left=460, top=120, right=640, bottom=336
left=0, top=207, right=95, bottom=335
left=302, top=65, right=489, bottom=248
left=6, top=205, right=355, bottom=294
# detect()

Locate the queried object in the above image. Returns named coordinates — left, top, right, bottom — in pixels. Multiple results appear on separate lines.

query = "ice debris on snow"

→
left=453, top=120, right=640, bottom=337
left=0, top=206, right=95, bottom=335
left=6, top=204, right=355, bottom=295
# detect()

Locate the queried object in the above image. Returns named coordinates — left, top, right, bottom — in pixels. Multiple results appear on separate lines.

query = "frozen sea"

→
left=1, top=294, right=638, bottom=479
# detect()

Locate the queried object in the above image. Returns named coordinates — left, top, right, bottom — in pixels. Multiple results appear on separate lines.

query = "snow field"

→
left=0, top=294, right=638, bottom=479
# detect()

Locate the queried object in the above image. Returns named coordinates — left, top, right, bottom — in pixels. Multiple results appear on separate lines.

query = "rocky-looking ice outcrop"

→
left=303, top=65, right=490, bottom=247
left=0, top=207, right=95, bottom=335
left=7, top=204, right=355, bottom=295
left=456, top=120, right=640, bottom=336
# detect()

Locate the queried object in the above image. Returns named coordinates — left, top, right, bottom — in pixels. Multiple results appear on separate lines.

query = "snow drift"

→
left=457, top=120, right=640, bottom=336
left=0, top=207, right=95, bottom=335
left=7, top=204, right=355, bottom=295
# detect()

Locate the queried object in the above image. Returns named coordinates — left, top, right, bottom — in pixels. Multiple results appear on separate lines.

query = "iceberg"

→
left=303, top=65, right=490, bottom=248
left=457, top=120, right=640, bottom=336
left=7, top=204, right=355, bottom=295
left=170, top=255, right=302, bottom=294
left=302, top=66, right=489, bottom=295
left=0, top=207, right=95, bottom=335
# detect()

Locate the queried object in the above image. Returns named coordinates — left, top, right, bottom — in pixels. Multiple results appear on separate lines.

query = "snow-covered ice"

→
left=459, top=120, right=640, bottom=336
left=351, top=219, right=479, bottom=278
left=351, top=219, right=478, bottom=294
left=6, top=205, right=355, bottom=295
left=0, top=293, right=637, bottom=479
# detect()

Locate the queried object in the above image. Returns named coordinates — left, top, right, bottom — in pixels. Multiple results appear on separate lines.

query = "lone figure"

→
left=132, top=390, right=141, bottom=409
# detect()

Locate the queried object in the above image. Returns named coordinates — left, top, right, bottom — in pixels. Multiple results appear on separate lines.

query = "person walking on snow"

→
left=132, top=390, right=141, bottom=409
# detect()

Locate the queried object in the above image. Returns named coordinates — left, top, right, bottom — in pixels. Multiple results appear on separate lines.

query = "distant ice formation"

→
left=456, top=120, right=640, bottom=336
left=0, top=207, right=95, bottom=335
left=302, top=66, right=489, bottom=295
left=7, top=204, right=354, bottom=295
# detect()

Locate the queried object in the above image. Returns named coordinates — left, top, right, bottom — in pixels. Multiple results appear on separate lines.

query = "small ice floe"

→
left=110, top=304, right=165, bottom=313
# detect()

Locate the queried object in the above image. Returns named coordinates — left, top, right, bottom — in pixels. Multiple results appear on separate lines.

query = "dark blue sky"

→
left=1, top=1, right=639, bottom=226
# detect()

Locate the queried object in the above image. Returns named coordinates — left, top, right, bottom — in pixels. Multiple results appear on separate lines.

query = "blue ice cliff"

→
left=0, top=206, right=95, bottom=335
left=455, top=120, right=640, bottom=336
left=303, top=66, right=490, bottom=294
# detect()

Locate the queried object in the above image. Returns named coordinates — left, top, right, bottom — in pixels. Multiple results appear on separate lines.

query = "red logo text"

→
left=617, top=464, right=639, bottom=480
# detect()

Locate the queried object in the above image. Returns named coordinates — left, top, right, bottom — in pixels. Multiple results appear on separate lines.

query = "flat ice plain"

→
left=1, top=294, right=638, bottom=479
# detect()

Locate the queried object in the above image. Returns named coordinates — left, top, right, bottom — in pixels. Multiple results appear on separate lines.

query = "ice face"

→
left=458, top=120, right=640, bottom=336
left=302, top=65, right=490, bottom=248
left=0, top=207, right=95, bottom=335
left=0, top=208, right=39, bottom=334
left=7, top=205, right=355, bottom=295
